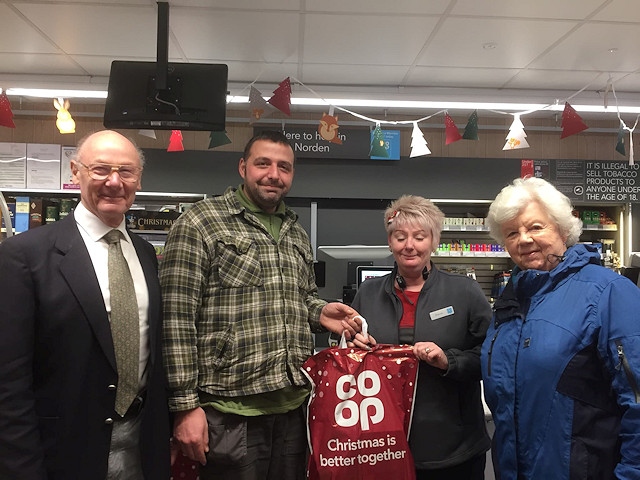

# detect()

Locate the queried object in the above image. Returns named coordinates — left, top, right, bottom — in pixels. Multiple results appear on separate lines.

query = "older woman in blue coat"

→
left=482, top=176, right=640, bottom=479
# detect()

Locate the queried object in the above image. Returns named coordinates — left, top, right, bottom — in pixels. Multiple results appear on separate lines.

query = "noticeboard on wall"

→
left=522, top=159, right=640, bottom=204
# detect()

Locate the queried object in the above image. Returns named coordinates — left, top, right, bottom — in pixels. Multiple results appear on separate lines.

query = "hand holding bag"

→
left=302, top=318, right=418, bottom=480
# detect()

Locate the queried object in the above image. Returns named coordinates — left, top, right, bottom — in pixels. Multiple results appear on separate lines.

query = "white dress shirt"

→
left=73, top=202, right=150, bottom=389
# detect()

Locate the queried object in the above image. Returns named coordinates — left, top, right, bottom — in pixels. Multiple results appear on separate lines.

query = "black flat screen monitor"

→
left=356, top=265, right=393, bottom=288
left=103, top=61, right=228, bottom=131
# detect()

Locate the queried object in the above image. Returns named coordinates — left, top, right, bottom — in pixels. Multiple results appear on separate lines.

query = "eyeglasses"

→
left=77, top=161, right=142, bottom=183
left=503, top=224, right=554, bottom=244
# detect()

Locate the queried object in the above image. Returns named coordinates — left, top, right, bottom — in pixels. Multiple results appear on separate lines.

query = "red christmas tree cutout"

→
left=268, top=77, right=292, bottom=116
left=444, top=113, right=462, bottom=145
left=167, top=130, right=184, bottom=152
left=560, top=102, right=588, bottom=139
left=0, top=91, right=16, bottom=128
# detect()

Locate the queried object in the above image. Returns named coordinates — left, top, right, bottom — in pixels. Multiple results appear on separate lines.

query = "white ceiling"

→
left=1, top=0, right=640, bottom=117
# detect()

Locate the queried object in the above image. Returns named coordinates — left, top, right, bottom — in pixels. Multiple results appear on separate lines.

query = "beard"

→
left=246, top=181, right=289, bottom=212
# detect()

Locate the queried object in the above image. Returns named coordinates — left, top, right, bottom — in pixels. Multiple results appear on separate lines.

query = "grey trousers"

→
left=199, top=405, right=307, bottom=480
left=106, top=412, right=144, bottom=480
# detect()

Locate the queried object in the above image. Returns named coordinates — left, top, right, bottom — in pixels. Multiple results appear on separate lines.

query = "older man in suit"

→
left=0, top=130, right=170, bottom=480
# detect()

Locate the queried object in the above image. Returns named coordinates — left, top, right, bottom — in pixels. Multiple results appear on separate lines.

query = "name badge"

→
left=429, top=306, right=454, bottom=321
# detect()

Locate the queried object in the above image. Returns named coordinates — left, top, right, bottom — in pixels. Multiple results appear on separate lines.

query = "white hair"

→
left=486, top=177, right=583, bottom=246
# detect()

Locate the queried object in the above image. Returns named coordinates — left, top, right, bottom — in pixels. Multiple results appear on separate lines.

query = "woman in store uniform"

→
left=482, top=176, right=640, bottom=478
left=350, top=194, right=492, bottom=480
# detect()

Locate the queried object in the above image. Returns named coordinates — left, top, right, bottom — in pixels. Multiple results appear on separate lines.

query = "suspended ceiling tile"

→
left=168, top=0, right=301, bottom=8
left=416, top=17, right=578, bottom=69
left=592, top=0, right=640, bottom=22
left=611, top=75, right=640, bottom=92
left=71, top=56, right=147, bottom=78
left=529, top=23, right=640, bottom=73
left=14, top=3, right=158, bottom=57
left=37, top=0, right=150, bottom=4
left=505, top=69, right=610, bottom=91
left=305, top=0, right=451, bottom=14
left=1, top=0, right=639, bottom=108
left=451, top=0, right=609, bottom=19
left=301, top=64, right=410, bottom=87
left=224, top=60, right=300, bottom=87
left=170, top=9, right=300, bottom=63
left=0, top=53, right=88, bottom=76
left=405, top=66, right=520, bottom=89
left=0, top=4, right=59, bottom=54
left=304, top=13, right=439, bottom=65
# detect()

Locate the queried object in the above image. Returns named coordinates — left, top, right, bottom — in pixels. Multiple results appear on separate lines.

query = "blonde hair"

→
left=384, top=195, right=445, bottom=250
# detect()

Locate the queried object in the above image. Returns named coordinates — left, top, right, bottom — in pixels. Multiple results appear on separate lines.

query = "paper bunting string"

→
left=138, top=129, right=157, bottom=139
left=370, top=124, right=389, bottom=158
left=603, top=77, right=612, bottom=110
left=209, top=130, right=232, bottom=149
left=462, top=110, right=479, bottom=140
left=0, top=91, right=16, bottom=128
left=608, top=81, right=639, bottom=164
left=410, top=122, right=431, bottom=157
left=503, top=115, right=530, bottom=150
left=249, top=85, right=272, bottom=124
left=167, top=130, right=184, bottom=152
left=444, top=113, right=462, bottom=145
left=318, top=112, right=342, bottom=144
left=560, top=102, right=588, bottom=139
left=267, top=77, right=292, bottom=116
left=4, top=73, right=629, bottom=159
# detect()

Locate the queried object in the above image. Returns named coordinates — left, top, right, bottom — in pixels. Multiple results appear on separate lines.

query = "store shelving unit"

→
left=0, top=188, right=206, bottom=241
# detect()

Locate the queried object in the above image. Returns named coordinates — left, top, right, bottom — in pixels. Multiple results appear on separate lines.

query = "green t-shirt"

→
left=235, top=184, right=285, bottom=240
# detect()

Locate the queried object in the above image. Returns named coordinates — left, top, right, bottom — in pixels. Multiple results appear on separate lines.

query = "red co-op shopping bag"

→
left=302, top=343, right=418, bottom=480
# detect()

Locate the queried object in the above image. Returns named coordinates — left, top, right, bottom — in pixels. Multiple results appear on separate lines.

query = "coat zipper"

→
left=615, top=340, right=640, bottom=403
left=487, top=330, right=498, bottom=376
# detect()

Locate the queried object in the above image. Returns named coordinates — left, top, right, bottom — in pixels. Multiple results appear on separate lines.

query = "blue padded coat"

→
left=482, top=244, right=640, bottom=479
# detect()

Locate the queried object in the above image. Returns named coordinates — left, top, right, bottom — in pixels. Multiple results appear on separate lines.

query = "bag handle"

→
left=338, top=315, right=368, bottom=348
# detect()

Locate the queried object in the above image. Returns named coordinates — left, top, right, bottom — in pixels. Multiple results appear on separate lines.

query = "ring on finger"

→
left=425, top=347, right=431, bottom=354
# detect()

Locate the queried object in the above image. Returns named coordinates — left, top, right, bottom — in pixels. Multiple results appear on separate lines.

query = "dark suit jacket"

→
left=0, top=213, right=171, bottom=480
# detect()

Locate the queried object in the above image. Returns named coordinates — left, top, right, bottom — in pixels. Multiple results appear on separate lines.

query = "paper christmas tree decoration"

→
left=249, top=86, right=272, bottom=124
left=138, top=129, right=157, bottom=139
left=317, top=112, right=342, bottom=144
left=444, top=113, right=462, bottom=145
left=462, top=110, right=479, bottom=140
left=410, top=123, right=431, bottom=157
left=615, top=124, right=626, bottom=156
left=370, top=124, right=389, bottom=158
left=503, top=115, right=530, bottom=150
left=560, top=102, right=588, bottom=139
left=209, top=130, right=232, bottom=149
left=167, top=130, right=184, bottom=152
left=267, top=77, right=292, bottom=116
left=616, top=120, right=637, bottom=165
left=0, top=91, right=16, bottom=128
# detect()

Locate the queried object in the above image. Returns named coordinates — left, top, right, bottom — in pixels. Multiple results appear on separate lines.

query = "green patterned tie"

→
left=104, top=229, right=140, bottom=416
